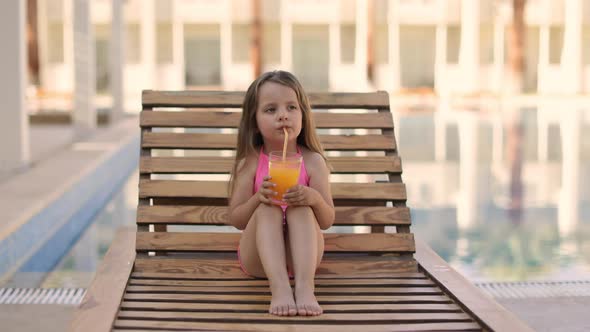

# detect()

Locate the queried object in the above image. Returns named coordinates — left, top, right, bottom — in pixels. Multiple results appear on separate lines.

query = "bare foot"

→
left=294, top=284, right=323, bottom=316
left=269, top=286, right=297, bottom=316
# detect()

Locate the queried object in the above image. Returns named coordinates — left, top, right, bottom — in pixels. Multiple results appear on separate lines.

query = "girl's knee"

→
left=253, top=204, right=283, bottom=224
left=285, top=206, right=314, bottom=222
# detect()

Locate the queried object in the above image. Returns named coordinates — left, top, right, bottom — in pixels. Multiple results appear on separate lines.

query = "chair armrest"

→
left=69, top=227, right=136, bottom=332
left=415, top=238, right=533, bottom=332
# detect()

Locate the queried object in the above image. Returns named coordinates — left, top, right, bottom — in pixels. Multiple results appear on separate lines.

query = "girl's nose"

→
left=277, top=109, right=288, bottom=121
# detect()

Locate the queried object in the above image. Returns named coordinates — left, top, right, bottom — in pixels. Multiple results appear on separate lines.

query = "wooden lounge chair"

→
left=70, top=90, right=532, bottom=331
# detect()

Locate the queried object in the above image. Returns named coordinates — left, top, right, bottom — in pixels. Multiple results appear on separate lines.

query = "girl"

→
left=228, top=71, right=334, bottom=316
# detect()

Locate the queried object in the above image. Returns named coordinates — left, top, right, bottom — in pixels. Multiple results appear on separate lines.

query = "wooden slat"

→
left=68, top=228, right=136, bottom=332
left=135, top=232, right=415, bottom=253
left=128, top=277, right=434, bottom=287
left=139, top=180, right=406, bottom=201
left=117, top=310, right=471, bottom=323
left=142, top=132, right=396, bottom=151
left=136, top=205, right=411, bottom=226
left=141, top=111, right=393, bottom=129
left=122, top=293, right=452, bottom=304
left=114, top=320, right=480, bottom=332
left=132, top=256, right=419, bottom=278
left=142, top=90, right=390, bottom=109
left=140, top=155, right=402, bottom=174
left=120, top=301, right=461, bottom=313
left=415, top=239, right=533, bottom=332
left=124, top=285, right=441, bottom=295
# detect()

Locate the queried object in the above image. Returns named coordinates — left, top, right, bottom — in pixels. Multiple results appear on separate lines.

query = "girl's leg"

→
left=285, top=206, right=325, bottom=316
left=238, top=204, right=296, bottom=316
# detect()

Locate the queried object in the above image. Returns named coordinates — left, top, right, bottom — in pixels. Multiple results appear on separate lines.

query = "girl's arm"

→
left=284, top=153, right=335, bottom=230
left=228, top=157, right=258, bottom=230
left=228, top=156, right=277, bottom=230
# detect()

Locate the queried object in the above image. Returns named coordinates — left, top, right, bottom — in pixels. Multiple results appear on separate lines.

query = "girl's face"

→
left=255, top=81, right=303, bottom=151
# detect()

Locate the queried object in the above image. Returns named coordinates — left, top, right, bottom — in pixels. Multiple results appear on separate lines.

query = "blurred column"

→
left=537, top=0, right=550, bottom=92
left=220, top=0, right=232, bottom=88
left=558, top=110, right=581, bottom=236
left=110, top=0, right=125, bottom=121
left=328, top=16, right=340, bottom=72
left=355, top=0, right=369, bottom=84
left=560, top=0, right=582, bottom=93
left=458, top=0, right=479, bottom=93
left=0, top=1, right=30, bottom=174
left=141, top=0, right=156, bottom=89
left=434, top=0, right=447, bottom=95
left=388, top=0, right=401, bottom=91
left=72, top=0, right=97, bottom=135
left=492, top=8, right=505, bottom=92
left=457, top=112, right=479, bottom=229
left=172, top=0, right=185, bottom=90
left=280, top=0, right=292, bottom=71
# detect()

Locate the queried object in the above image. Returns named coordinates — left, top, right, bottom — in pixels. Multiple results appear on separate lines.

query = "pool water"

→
left=3, top=106, right=589, bottom=288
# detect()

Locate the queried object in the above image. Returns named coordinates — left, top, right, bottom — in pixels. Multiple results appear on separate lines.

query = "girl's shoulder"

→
left=236, top=152, right=260, bottom=177
left=300, top=146, right=327, bottom=168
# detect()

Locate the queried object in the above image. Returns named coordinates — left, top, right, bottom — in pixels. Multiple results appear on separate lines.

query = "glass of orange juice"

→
left=268, top=151, right=302, bottom=205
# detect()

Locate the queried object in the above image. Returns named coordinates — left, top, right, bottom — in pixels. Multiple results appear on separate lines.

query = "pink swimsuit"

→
left=237, top=146, right=310, bottom=277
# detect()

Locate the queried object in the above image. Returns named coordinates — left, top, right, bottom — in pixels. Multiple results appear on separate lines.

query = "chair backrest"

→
left=136, top=90, right=414, bottom=258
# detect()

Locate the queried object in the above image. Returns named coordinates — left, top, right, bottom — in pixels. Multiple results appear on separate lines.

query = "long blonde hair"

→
left=228, top=70, right=326, bottom=196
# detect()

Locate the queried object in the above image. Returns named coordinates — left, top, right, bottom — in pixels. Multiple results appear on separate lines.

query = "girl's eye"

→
left=288, top=105, right=298, bottom=110
left=265, top=108, right=275, bottom=113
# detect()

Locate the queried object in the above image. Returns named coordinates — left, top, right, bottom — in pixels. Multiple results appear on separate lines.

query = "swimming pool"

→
left=2, top=106, right=589, bottom=289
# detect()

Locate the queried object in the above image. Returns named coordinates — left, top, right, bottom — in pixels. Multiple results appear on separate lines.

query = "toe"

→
left=297, top=305, right=306, bottom=316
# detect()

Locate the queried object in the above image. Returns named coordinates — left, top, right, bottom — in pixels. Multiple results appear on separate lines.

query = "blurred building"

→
left=32, top=0, right=590, bottom=111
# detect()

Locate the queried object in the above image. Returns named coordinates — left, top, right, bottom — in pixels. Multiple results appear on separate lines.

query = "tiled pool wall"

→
left=0, top=133, right=140, bottom=284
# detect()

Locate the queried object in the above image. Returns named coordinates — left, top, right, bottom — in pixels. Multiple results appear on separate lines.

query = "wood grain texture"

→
left=68, top=228, right=136, bottom=332
left=141, top=111, right=393, bottom=129
left=132, top=256, right=420, bottom=278
left=116, top=310, right=471, bottom=322
left=122, top=293, right=452, bottom=304
left=140, top=155, right=402, bottom=174
left=124, top=285, right=442, bottom=295
left=142, top=90, right=390, bottom=109
left=113, top=320, right=480, bottom=332
left=138, top=180, right=406, bottom=201
left=127, top=277, right=435, bottom=288
left=142, top=132, right=396, bottom=151
left=136, top=205, right=411, bottom=226
left=415, top=239, right=533, bottom=332
left=135, top=232, right=415, bottom=253
left=119, top=301, right=460, bottom=313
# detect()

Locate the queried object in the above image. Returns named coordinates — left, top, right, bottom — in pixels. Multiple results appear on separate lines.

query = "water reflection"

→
left=401, top=102, right=590, bottom=282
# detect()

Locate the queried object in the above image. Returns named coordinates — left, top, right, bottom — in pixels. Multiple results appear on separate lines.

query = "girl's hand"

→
left=257, top=176, right=276, bottom=205
left=283, top=185, right=318, bottom=207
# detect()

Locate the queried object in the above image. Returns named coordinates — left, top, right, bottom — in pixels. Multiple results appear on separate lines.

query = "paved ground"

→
left=497, top=297, right=590, bottom=332
left=1, top=304, right=75, bottom=332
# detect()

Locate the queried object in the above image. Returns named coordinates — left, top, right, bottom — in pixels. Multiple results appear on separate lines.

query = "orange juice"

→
left=269, top=151, right=302, bottom=205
